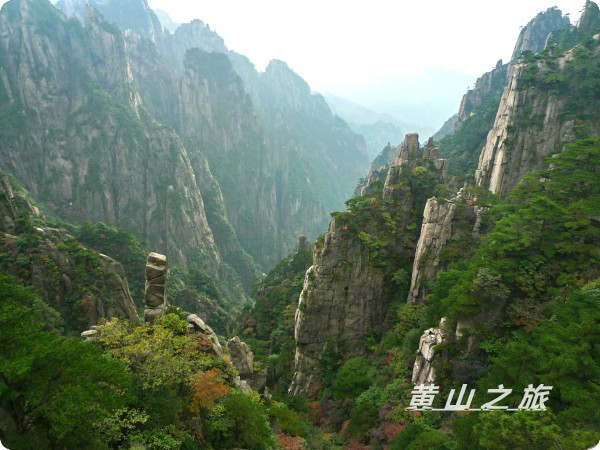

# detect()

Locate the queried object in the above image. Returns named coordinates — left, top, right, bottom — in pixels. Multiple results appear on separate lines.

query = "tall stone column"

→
left=144, top=252, right=168, bottom=323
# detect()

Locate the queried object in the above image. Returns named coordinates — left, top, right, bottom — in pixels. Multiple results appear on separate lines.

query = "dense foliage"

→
left=238, top=248, right=312, bottom=396
left=0, top=274, right=132, bottom=449
left=0, top=274, right=297, bottom=449
left=76, top=222, right=148, bottom=303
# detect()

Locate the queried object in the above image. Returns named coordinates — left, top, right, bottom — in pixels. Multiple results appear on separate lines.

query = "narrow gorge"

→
left=0, top=1, right=599, bottom=449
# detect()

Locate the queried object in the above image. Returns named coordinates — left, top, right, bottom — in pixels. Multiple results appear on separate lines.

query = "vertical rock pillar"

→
left=144, top=252, right=168, bottom=323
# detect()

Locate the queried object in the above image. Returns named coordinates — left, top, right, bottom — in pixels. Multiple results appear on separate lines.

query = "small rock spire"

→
left=144, top=252, right=168, bottom=323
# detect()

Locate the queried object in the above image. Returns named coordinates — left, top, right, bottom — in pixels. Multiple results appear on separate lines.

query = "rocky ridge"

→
left=290, top=134, right=447, bottom=395
left=409, top=2, right=600, bottom=384
left=56, top=0, right=368, bottom=271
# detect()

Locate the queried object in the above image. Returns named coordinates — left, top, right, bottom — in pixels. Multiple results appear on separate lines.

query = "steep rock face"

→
left=383, top=135, right=447, bottom=202
left=577, top=0, right=600, bottom=34
left=0, top=0, right=220, bottom=272
left=411, top=319, right=448, bottom=385
left=408, top=198, right=456, bottom=305
left=187, top=313, right=224, bottom=358
left=175, top=50, right=279, bottom=268
left=164, top=20, right=227, bottom=71
left=60, top=0, right=369, bottom=269
left=473, top=48, right=600, bottom=196
left=455, top=60, right=508, bottom=131
left=422, top=8, right=576, bottom=312
left=229, top=55, right=369, bottom=265
left=475, top=5, right=600, bottom=197
left=289, top=220, right=387, bottom=396
left=119, top=29, right=260, bottom=290
left=355, top=165, right=388, bottom=196
left=290, top=135, right=446, bottom=395
left=442, top=7, right=571, bottom=180
left=57, top=0, right=164, bottom=43
left=227, top=336, right=254, bottom=377
left=511, top=7, right=570, bottom=61
left=474, top=63, right=528, bottom=195
left=227, top=335, right=268, bottom=393
left=407, top=190, right=485, bottom=305
left=407, top=4, right=600, bottom=384
left=0, top=172, right=139, bottom=330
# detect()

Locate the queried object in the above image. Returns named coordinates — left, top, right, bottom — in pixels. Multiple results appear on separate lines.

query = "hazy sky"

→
left=146, top=0, right=584, bottom=92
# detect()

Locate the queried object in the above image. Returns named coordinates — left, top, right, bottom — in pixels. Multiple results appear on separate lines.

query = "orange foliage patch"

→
left=188, top=368, right=229, bottom=413
left=340, top=419, right=350, bottom=435
left=383, top=421, right=406, bottom=441
left=277, top=433, right=304, bottom=449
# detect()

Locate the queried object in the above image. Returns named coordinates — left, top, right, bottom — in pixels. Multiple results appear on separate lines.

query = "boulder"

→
left=187, top=314, right=223, bottom=357
left=227, top=336, right=254, bottom=377
left=81, top=329, right=99, bottom=341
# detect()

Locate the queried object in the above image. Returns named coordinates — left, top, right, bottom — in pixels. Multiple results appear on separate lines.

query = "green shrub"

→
left=269, top=402, right=308, bottom=436
left=333, top=357, right=373, bottom=399
left=205, top=391, right=275, bottom=449
left=347, top=402, right=379, bottom=442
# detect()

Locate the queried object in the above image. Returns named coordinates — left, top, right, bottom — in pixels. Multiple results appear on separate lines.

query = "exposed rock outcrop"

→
left=55, top=0, right=369, bottom=272
left=144, top=252, right=168, bottom=323
left=511, top=7, right=570, bottom=61
left=475, top=5, right=600, bottom=197
left=576, top=0, right=600, bottom=35
left=289, top=220, right=387, bottom=396
left=408, top=6, right=600, bottom=383
left=227, top=336, right=254, bottom=377
left=407, top=189, right=486, bottom=304
left=411, top=318, right=449, bottom=385
left=455, top=60, right=509, bottom=132
left=187, top=313, right=224, bottom=357
left=355, top=165, right=389, bottom=196
left=227, top=336, right=268, bottom=393
left=408, top=198, right=457, bottom=305
left=290, top=134, right=447, bottom=396
left=81, top=327, right=100, bottom=341
left=383, top=134, right=447, bottom=199
left=0, top=0, right=221, bottom=272
left=473, top=58, right=582, bottom=196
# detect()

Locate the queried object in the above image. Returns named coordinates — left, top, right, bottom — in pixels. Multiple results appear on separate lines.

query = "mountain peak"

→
left=577, top=0, right=600, bottom=34
left=511, top=6, right=570, bottom=60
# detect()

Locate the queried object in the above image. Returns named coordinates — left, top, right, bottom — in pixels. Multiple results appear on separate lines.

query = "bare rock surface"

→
left=144, top=252, right=168, bottom=323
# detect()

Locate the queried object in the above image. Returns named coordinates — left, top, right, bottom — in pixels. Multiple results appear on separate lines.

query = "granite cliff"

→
left=409, top=1, right=600, bottom=385
left=55, top=0, right=369, bottom=270
left=0, top=0, right=368, bottom=327
left=290, top=135, right=447, bottom=395
left=290, top=2, right=600, bottom=398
